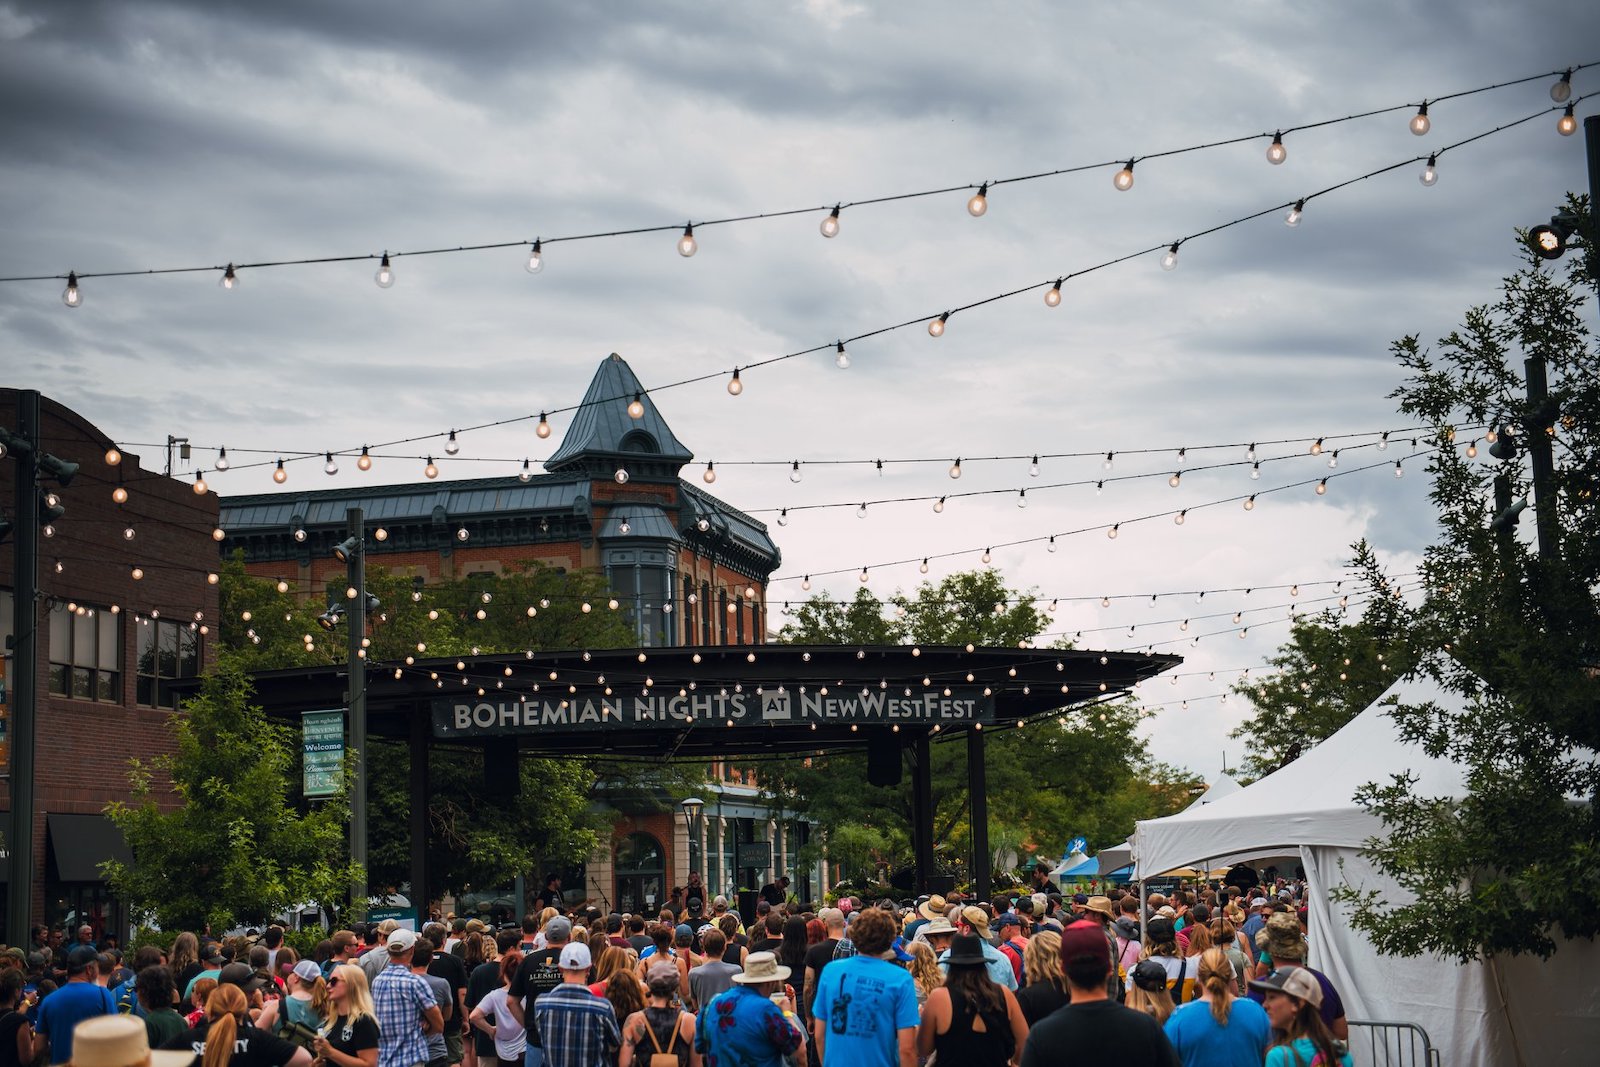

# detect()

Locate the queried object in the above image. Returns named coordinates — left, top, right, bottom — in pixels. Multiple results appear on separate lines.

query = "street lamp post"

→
left=329, top=508, right=370, bottom=914
left=679, top=797, right=704, bottom=888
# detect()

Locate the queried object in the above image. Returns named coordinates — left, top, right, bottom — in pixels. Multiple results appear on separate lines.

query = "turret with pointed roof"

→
left=545, top=353, right=693, bottom=482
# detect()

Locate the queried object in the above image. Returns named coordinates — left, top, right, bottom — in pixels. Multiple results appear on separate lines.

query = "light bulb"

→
left=1029, top=455, right=1039, bottom=477
left=374, top=527, right=389, bottom=541
left=696, top=517, right=708, bottom=531
left=123, top=527, right=135, bottom=540
left=949, top=458, right=962, bottom=479
left=859, top=567, right=869, bottom=583
left=1466, top=440, right=1479, bottom=459
left=445, top=430, right=460, bottom=455
left=1107, top=524, right=1119, bottom=539
left=1410, top=103, right=1430, bottom=136
left=834, top=341, right=849, bottom=369
left=1175, top=510, right=1187, bottom=525
left=677, top=223, right=697, bottom=257
left=112, top=486, right=128, bottom=504
left=357, top=446, right=372, bottom=471
left=536, top=412, right=552, bottom=438
left=928, top=312, right=948, bottom=337
left=1285, top=199, right=1304, bottom=227
left=1379, top=432, right=1390, bottom=450
left=1420, top=154, right=1438, bottom=186
left=375, top=252, right=395, bottom=288
left=980, top=547, right=992, bottom=563
left=920, top=558, right=930, bottom=574
left=1103, top=451, right=1114, bottom=470
left=1045, top=280, right=1062, bottom=306
left=1310, top=437, right=1324, bottom=455
left=1047, top=536, right=1057, bottom=553
left=1095, top=480, right=1103, bottom=495
left=324, top=452, right=338, bottom=476
left=105, top=448, right=122, bottom=466
left=614, top=467, right=629, bottom=484
left=856, top=502, right=868, bottom=519
left=820, top=205, right=841, bottom=238
left=293, top=528, right=306, bottom=542
left=424, top=457, right=438, bottom=479
left=966, top=182, right=988, bottom=217
left=703, top=461, right=716, bottom=484
left=1328, top=451, right=1339, bottom=468
left=1394, top=461, right=1404, bottom=478
left=1244, top=495, right=1256, bottom=511
left=627, top=393, right=645, bottom=419
left=526, top=238, right=544, bottom=273
left=1551, top=70, right=1573, bottom=103
left=933, top=496, right=945, bottom=513
left=62, top=271, right=82, bottom=308
left=1246, top=443, right=1257, bottom=461
left=193, top=472, right=208, bottom=495
left=519, top=459, right=532, bottom=482
left=1017, top=489, right=1027, bottom=508
left=1316, top=479, right=1328, bottom=495
left=220, top=263, right=239, bottom=290
left=278, top=580, right=291, bottom=594
left=802, top=575, right=811, bottom=591
left=1168, top=471, right=1181, bottom=488
left=131, top=567, right=143, bottom=581
left=1160, top=242, right=1180, bottom=271
left=1266, top=132, right=1287, bottom=165
left=777, top=508, right=787, bottom=525
left=1558, top=105, right=1577, bottom=136
left=727, top=369, right=743, bottom=395
left=789, top=461, right=802, bottom=483
left=1113, top=159, right=1135, bottom=191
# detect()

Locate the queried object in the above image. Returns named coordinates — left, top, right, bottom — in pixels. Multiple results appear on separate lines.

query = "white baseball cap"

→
left=558, top=942, right=592, bottom=971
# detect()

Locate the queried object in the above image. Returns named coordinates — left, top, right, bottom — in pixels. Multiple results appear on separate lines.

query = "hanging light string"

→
left=775, top=442, right=1444, bottom=584
left=104, top=422, right=1437, bottom=485
left=7, top=63, right=1592, bottom=291
left=79, top=97, right=1586, bottom=484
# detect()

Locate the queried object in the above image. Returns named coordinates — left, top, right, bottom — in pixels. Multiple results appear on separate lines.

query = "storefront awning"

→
left=46, top=813, right=133, bottom=883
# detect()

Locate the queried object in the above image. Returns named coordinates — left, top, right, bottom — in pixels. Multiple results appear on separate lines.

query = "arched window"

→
left=615, top=832, right=667, bottom=916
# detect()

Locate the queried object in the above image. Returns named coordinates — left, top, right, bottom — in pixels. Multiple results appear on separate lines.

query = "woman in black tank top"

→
left=620, top=963, right=693, bottom=1067
left=916, top=935, right=1027, bottom=1067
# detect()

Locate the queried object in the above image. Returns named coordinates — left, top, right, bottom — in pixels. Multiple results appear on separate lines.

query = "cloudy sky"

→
left=2, top=1, right=1593, bottom=783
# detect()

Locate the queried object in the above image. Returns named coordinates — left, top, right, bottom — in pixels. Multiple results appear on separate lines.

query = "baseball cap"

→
left=544, top=916, right=572, bottom=942
left=1071, top=892, right=1089, bottom=905
left=1058, top=920, right=1109, bottom=980
left=218, top=962, right=265, bottom=995
left=558, top=943, right=592, bottom=971
left=995, top=913, right=1021, bottom=930
left=386, top=928, right=418, bottom=954
left=1249, top=966, right=1324, bottom=1007
left=66, top=945, right=101, bottom=973
left=1249, top=896, right=1269, bottom=909
left=292, top=960, right=322, bottom=983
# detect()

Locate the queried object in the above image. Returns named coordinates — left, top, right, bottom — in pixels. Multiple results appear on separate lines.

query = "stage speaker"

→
left=926, top=874, right=956, bottom=897
left=867, top=743, right=902, bottom=787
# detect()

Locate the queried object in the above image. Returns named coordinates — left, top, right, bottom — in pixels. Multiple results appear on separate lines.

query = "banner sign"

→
left=302, top=709, right=345, bottom=798
left=736, top=842, right=772, bottom=869
left=432, top=687, right=994, bottom=738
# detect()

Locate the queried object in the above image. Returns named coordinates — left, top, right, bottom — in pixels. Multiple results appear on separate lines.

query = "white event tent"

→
left=1133, top=675, right=1599, bottom=1067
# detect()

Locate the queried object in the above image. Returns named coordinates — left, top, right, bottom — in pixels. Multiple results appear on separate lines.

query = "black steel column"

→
left=346, top=507, right=368, bottom=910
left=911, top=733, right=935, bottom=894
left=5, top=390, right=40, bottom=943
left=1523, top=355, right=1561, bottom=563
left=409, top=707, right=428, bottom=918
left=967, top=726, right=989, bottom=902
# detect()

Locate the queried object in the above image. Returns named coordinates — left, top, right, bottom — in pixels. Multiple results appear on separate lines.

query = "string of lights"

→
left=13, top=63, right=1592, bottom=296
left=782, top=445, right=1443, bottom=586
left=55, top=94, right=1591, bottom=485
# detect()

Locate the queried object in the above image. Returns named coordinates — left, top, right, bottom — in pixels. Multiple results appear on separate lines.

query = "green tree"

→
left=1333, top=201, right=1600, bottom=961
left=1229, top=542, right=1414, bottom=777
left=103, top=656, right=360, bottom=931
left=766, top=570, right=1181, bottom=886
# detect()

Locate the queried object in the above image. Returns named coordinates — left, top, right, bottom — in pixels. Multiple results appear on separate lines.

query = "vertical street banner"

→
left=302, top=709, right=344, bottom=798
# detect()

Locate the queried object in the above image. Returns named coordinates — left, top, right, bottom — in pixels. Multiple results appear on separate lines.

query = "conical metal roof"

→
left=546, top=353, right=694, bottom=472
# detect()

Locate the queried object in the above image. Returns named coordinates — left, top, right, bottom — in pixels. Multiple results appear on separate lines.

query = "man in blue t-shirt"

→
left=35, top=946, right=117, bottom=1063
left=811, top=909, right=918, bottom=1067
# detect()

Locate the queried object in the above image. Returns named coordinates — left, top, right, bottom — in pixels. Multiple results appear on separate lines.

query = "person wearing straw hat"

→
left=70, top=1015, right=194, bottom=1067
left=937, top=908, right=1016, bottom=991
left=694, top=952, right=803, bottom=1067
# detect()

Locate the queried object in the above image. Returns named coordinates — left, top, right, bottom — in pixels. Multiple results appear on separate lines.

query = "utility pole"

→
left=346, top=506, right=368, bottom=913
left=5, top=392, right=40, bottom=944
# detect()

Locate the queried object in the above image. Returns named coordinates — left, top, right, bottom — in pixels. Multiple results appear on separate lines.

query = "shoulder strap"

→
left=644, top=1013, right=664, bottom=1054
left=663, top=1013, right=679, bottom=1054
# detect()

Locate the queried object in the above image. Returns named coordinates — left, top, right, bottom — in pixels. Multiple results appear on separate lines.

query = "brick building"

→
left=220, top=354, right=813, bottom=913
left=0, top=389, right=220, bottom=943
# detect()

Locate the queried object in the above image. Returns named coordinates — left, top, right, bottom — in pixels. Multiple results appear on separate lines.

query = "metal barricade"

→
left=1346, top=1019, right=1442, bottom=1067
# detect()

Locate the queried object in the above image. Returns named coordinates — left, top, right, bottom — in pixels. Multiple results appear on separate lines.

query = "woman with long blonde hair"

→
left=164, top=983, right=311, bottom=1067
left=1125, top=961, right=1175, bottom=1026
left=313, top=965, right=378, bottom=1067
left=903, top=940, right=943, bottom=1008
left=1013, top=930, right=1071, bottom=1026
left=1161, top=948, right=1270, bottom=1066
left=169, top=933, right=203, bottom=995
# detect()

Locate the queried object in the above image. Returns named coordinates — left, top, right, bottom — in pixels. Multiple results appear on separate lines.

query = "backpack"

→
left=997, top=940, right=1025, bottom=986
left=277, top=998, right=321, bottom=1053
left=642, top=1011, right=681, bottom=1067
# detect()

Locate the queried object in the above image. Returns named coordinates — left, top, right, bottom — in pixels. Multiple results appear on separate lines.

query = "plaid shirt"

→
left=532, top=984, right=620, bottom=1067
left=371, top=962, right=437, bottom=1067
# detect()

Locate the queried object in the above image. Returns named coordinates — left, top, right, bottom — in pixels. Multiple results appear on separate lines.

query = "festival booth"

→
left=1133, top=675, right=1600, bottom=1067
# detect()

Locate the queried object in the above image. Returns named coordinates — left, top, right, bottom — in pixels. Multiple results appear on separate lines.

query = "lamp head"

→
left=333, top=535, right=362, bottom=563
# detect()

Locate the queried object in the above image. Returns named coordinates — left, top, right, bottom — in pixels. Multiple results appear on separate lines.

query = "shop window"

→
left=136, top=619, right=200, bottom=710
left=48, top=604, right=121, bottom=703
left=614, top=832, right=666, bottom=916
left=700, top=581, right=712, bottom=646
left=604, top=549, right=676, bottom=646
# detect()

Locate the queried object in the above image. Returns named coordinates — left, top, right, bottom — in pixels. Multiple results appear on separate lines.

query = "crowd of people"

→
left=0, top=873, right=1350, bottom=1067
